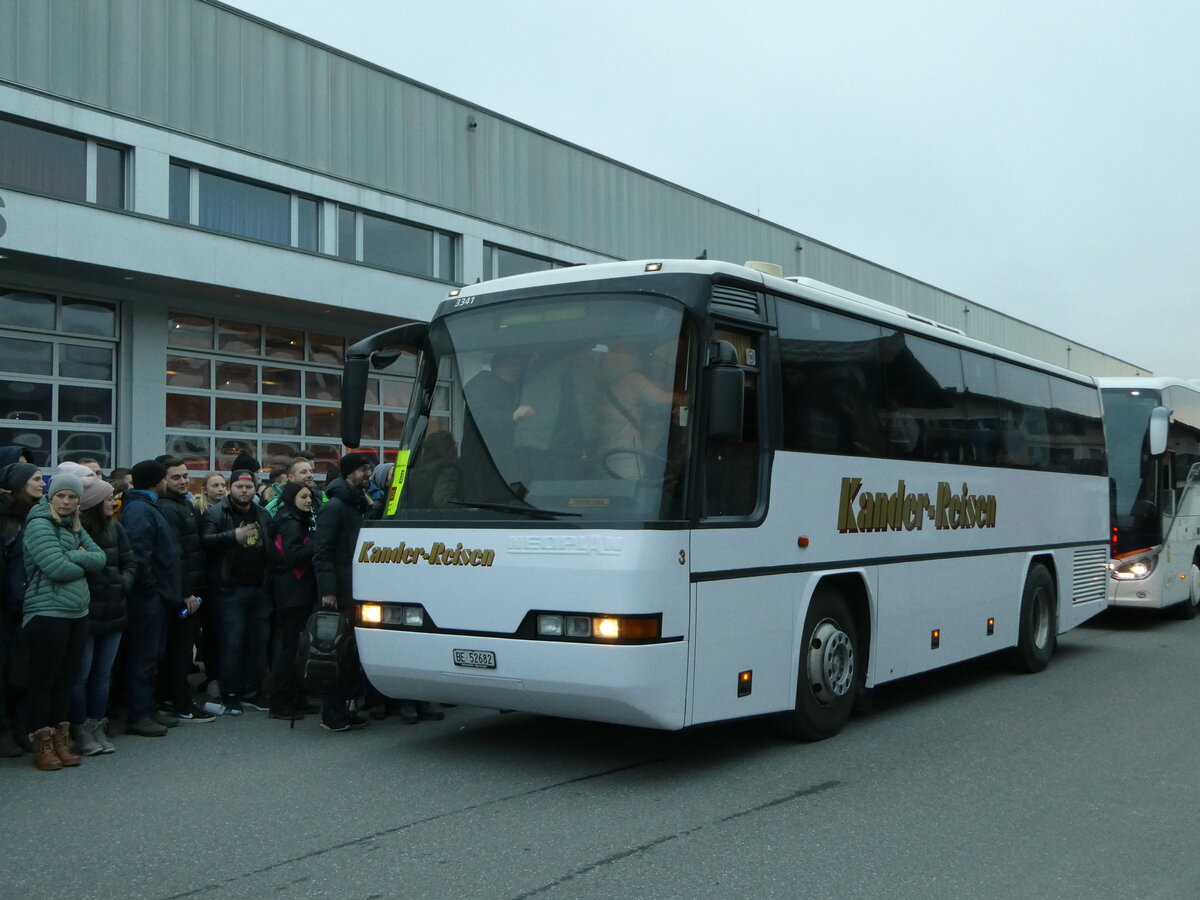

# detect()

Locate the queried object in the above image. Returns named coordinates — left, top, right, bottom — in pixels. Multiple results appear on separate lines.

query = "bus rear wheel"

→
left=776, top=586, right=860, bottom=741
left=1007, top=564, right=1056, bottom=673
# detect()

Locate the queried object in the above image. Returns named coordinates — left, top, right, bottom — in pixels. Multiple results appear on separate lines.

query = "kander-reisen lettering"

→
left=837, top=478, right=997, bottom=533
left=357, top=540, right=496, bottom=567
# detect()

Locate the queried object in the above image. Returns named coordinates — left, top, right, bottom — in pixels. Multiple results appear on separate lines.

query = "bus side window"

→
left=704, top=331, right=760, bottom=517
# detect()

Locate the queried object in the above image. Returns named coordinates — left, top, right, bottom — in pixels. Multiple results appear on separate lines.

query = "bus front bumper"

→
left=355, top=627, right=690, bottom=731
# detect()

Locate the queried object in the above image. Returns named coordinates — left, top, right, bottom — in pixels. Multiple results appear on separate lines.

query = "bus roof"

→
left=441, top=259, right=1097, bottom=386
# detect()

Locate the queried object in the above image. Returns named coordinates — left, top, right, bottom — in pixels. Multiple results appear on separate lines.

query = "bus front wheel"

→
left=1167, top=561, right=1200, bottom=620
left=1007, top=564, right=1056, bottom=673
left=776, top=586, right=860, bottom=742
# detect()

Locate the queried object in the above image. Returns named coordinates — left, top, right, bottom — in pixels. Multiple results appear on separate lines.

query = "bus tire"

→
left=1166, top=561, right=1200, bottom=620
left=1007, top=564, right=1056, bottom=673
left=775, top=585, right=860, bottom=742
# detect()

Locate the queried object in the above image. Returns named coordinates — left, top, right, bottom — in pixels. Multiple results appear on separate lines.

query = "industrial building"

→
left=0, top=0, right=1148, bottom=475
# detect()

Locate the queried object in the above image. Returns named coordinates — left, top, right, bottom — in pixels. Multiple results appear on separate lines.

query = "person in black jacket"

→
left=153, top=456, right=212, bottom=723
left=201, top=469, right=273, bottom=715
left=266, top=482, right=318, bottom=719
left=312, top=453, right=374, bottom=732
left=70, top=475, right=134, bottom=755
left=0, top=460, right=45, bottom=757
left=121, top=459, right=183, bottom=738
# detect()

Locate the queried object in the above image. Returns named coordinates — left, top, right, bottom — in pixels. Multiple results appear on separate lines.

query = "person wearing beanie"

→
left=200, top=468, right=273, bottom=714
left=20, top=472, right=105, bottom=769
left=0, top=461, right=45, bottom=756
left=312, top=453, right=374, bottom=732
left=70, top=474, right=132, bottom=756
left=118, top=460, right=182, bottom=737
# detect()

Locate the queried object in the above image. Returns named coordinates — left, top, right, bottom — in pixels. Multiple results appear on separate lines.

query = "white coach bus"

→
left=1098, top=377, right=1200, bottom=617
left=340, top=260, right=1110, bottom=740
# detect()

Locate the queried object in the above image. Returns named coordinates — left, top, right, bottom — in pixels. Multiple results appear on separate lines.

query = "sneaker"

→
left=94, top=718, right=115, bottom=754
left=174, top=703, right=216, bottom=723
left=127, top=718, right=168, bottom=737
left=78, top=720, right=104, bottom=756
left=241, top=695, right=269, bottom=712
left=224, top=700, right=243, bottom=717
left=320, top=714, right=350, bottom=733
left=155, top=710, right=181, bottom=728
left=345, top=711, right=369, bottom=729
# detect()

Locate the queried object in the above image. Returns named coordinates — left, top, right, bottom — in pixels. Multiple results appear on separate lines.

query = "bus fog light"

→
left=402, top=606, right=425, bottom=627
left=538, top=615, right=564, bottom=636
left=361, top=604, right=382, bottom=624
left=565, top=616, right=592, bottom=637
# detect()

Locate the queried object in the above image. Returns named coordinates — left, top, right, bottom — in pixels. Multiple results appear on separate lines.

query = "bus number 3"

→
left=678, top=549, right=686, bottom=565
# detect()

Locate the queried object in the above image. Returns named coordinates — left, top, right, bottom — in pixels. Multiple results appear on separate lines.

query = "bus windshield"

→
left=391, top=292, right=694, bottom=524
left=1101, top=387, right=1162, bottom=551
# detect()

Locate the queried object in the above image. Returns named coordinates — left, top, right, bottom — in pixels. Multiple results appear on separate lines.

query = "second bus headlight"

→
left=1110, top=551, right=1158, bottom=581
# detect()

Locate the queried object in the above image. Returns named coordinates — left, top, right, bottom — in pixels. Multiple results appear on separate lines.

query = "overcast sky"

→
left=224, top=0, right=1199, bottom=378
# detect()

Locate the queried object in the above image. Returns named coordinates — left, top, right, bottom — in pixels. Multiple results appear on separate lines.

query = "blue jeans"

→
left=217, top=585, right=271, bottom=703
left=71, top=630, right=123, bottom=724
left=125, top=596, right=166, bottom=723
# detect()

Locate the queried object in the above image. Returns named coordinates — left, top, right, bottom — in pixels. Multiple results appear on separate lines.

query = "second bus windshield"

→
left=393, top=292, right=694, bottom=523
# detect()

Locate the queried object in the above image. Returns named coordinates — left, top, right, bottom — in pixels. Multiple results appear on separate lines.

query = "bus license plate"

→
left=453, top=649, right=496, bottom=669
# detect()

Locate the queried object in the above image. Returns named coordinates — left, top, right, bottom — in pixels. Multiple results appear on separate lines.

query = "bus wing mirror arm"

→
left=1148, top=406, right=1170, bottom=457
left=341, top=322, right=429, bottom=448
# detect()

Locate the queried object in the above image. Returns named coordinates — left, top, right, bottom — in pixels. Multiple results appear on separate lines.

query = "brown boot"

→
left=51, top=722, right=81, bottom=767
left=30, top=728, right=62, bottom=772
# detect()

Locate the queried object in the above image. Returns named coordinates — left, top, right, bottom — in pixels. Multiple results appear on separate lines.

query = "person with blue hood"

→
left=21, top=470, right=105, bottom=770
left=0, top=444, right=38, bottom=467
left=0, top=459, right=45, bottom=757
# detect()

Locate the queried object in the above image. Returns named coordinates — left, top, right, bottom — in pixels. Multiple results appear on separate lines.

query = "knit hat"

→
left=231, top=451, right=261, bottom=474
left=130, top=459, right=168, bottom=490
left=370, top=463, right=394, bottom=493
left=339, top=452, right=373, bottom=479
left=0, top=462, right=39, bottom=492
left=46, top=472, right=84, bottom=499
left=230, top=469, right=257, bottom=486
left=79, top=475, right=114, bottom=511
left=57, top=461, right=94, bottom=479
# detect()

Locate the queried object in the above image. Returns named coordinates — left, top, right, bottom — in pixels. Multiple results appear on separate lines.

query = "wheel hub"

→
left=808, top=619, right=854, bottom=703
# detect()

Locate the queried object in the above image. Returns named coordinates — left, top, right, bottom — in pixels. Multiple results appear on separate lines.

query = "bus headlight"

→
left=534, top=612, right=661, bottom=642
left=359, top=603, right=426, bottom=627
left=1110, top=552, right=1159, bottom=581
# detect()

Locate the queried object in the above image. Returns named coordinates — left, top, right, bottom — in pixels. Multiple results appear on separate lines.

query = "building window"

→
left=337, top=205, right=456, bottom=281
left=482, top=243, right=562, bottom=280
left=166, top=313, right=410, bottom=475
left=0, top=114, right=126, bottom=209
left=170, top=163, right=315, bottom=251
left=0, top=287, right=118, bottom=468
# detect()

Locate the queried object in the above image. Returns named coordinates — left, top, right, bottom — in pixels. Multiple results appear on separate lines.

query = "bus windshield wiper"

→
left=448, top=499, right=581, bottom=519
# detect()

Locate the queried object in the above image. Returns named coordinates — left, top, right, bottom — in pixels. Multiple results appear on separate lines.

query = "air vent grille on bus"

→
left=1071, top=546, right=1108, bottom=604
left=711, top=285, right=762, bottom=319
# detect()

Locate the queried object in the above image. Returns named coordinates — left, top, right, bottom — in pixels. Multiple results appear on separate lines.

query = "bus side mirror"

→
left=341, top=322, right=429, bottom=448
left=705, top=362, right=744, bottom=441
left=1148, top=406, right=1170, bottom=456
left=341, top=356, right=370, bottom=448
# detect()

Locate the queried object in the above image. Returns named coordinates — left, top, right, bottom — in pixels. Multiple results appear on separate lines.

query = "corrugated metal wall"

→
left=0, top=0, right=1145, bottom=375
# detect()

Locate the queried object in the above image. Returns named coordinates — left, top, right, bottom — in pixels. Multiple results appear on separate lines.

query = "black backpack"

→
left=296, top=610, right=353, bottom=695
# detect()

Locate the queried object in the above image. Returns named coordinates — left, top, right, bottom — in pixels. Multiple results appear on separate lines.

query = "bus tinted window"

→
left=778, top=303, right=888, bottom=457
left=885, top=334, right=967, bottom=463
left=995, top=361, right=1052, bottom=469
left=1048, top=378, right=1106, bottom=475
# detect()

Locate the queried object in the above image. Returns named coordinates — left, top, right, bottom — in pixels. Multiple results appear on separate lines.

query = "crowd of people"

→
left=0, top=445, right=441, bottom=773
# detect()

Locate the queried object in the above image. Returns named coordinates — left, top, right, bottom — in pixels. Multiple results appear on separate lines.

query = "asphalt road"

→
left=3, top=607, right=1199, bottom=900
